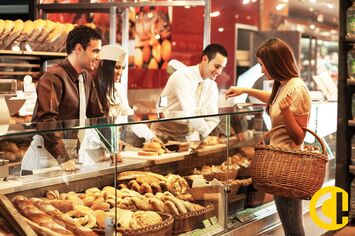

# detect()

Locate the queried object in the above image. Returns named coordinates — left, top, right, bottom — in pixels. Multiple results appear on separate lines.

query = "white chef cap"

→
left=100, top=44, right=126, bottom=64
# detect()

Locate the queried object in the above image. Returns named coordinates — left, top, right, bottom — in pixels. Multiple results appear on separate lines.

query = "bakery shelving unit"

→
left=337, top=0, right=355, bottom=220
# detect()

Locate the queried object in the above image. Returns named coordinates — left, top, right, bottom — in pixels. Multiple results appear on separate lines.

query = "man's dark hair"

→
left=201, top=43, right=228, bottom=61
left=66, top=25, right=102, bottom=54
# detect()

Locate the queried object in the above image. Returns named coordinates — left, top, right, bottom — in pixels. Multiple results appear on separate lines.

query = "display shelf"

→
left=346, top=35, right=355, bottom=42
left=347, top=79, right=355, bottom=86
left=0, top=50, right=66, bottom=59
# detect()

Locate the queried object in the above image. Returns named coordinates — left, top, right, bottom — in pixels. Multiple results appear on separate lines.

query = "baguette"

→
left=12, top=196, right=74, bottom=236
left=31, top=198, right=97, bottom=236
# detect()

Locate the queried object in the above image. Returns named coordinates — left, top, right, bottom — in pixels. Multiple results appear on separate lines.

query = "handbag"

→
left=250, top=125, right=328, bottom=200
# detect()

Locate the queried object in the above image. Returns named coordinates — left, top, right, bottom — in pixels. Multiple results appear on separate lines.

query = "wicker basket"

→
left=228, top=193, right=247, bottom=215
left=245, top=186, right=265, bottom=208
left=117, top=212, right=174, bottom=236
left=172, top=203, right=214, bottom=234
left=250, top=125, right=328, bottom=200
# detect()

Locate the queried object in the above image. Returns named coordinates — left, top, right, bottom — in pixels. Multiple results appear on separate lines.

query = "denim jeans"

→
left=274, top=196, right=305, bottom=236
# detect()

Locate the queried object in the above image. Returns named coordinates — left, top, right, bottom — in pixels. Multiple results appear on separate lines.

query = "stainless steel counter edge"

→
left=0, top=159, right=151, bottom=194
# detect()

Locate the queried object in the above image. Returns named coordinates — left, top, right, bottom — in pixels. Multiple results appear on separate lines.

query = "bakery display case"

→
left=0, top=106, right=267, bottom=235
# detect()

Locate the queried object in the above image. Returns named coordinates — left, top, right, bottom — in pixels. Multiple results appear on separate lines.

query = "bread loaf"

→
left=16, top=20, right=34, bottom=42
left=0, top=20, right=15, bottom=41
left=11, top=196, right=74, bottom=236
left=31, top=198, right=97, bottom=236
left=36, top=20, right=56, bottom=43
left=48, top=200, right=74, bottom=213
left=0, top=20, right=5, bottom=39
left=27, top=19, right=45, bottom=42
left=4, top=19, right=24, bottom=47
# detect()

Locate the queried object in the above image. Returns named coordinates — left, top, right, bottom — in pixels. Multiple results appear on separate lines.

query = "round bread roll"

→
left=94, top=210, right=107, bottom=228
left=142, top=142, right=161, bottom=152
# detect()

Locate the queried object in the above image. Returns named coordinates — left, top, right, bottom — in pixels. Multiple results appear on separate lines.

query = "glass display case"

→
left=0, top=106, right=268, bottom=235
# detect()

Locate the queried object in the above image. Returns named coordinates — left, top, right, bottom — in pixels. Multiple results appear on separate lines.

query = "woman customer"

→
left=225, top=38, right=311, bottom=236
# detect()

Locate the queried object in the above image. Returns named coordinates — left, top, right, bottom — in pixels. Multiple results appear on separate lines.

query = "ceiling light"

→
left=184, top=6, right=191, bottom=9
left=309, top=0, right=317, bottom=3
left=218, top=27, right=224, bottom=32
left=210, top=11, right=220, bottom=17
left=310, top=24, right=315, bottom=29
left=326, top=3, right=334, bottom=9
left=276, top=3, right=286, bottom=11
left=317, top=14, right=324, bottom=22
left=242, top=0, right=250, bottom=4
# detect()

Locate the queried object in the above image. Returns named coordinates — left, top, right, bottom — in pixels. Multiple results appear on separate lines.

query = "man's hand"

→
left=225, top=86, right=245, bottom=99
left=278, top=94, right=293, bottom=111
left=60, top=159, right=76, bottom=172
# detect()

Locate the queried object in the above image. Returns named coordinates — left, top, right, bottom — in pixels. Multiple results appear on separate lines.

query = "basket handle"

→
left=258, top=125, right=327, bottom=155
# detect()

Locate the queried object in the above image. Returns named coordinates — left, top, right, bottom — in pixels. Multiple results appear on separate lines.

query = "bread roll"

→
left=117, top=171, right=147, bottom=181
left=148, top=198, right=164, bottom=212
left=140, top=183, right=153, bottom=195
left=91, top=201, right=110, bottom=211
left=142, top=142, right=161, bottom=152
left=130, top=197, right=151, bottom=211
left=46, top=190, right=60, bottom=200
left=164, top=195, right=187, bottom=214
left=150, top=182, right=162, bottom=194
left=94, top=210, right=107, bottom=228
left=163, top=200, right=179, bottom=215
left=152, top=43, right=161, bottom=63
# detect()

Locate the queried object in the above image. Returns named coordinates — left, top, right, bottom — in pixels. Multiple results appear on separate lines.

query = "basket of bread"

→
left=10, top=184, right=214, bottom=235
left=193, top=162, right=239, bottom=181
left=117, top=171, right=191, bottom=200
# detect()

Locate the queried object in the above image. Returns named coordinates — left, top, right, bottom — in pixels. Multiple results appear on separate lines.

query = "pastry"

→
left=163, top=200, right=179, bottom=215
left=148, top=198, right=164, bottom=212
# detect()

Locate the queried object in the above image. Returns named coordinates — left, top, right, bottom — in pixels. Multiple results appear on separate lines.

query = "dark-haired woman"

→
left=94, top=44, right=161, bottom=144
left=226, top=38, right=311, bottom=236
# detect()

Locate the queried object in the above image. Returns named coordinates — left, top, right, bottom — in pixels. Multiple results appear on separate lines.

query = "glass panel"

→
left=0, top=106, right=263, bottom=138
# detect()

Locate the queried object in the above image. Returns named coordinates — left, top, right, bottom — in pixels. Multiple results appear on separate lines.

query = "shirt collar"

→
left=193, top=64, right=204, bottom=83
left=59, top=58, right=81, bottom=83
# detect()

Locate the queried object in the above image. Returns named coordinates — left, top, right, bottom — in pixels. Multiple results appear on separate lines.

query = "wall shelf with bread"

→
left=0, top=105, right=280, bottom=235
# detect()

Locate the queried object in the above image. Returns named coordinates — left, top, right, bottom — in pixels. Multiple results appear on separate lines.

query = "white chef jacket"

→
left=111, top=82, right=155, bottom=141
left=159, top=65, right=219, bottom=138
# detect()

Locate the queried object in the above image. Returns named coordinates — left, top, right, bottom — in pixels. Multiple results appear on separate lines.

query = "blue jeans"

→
left=274, top=196, right=305, bottom=236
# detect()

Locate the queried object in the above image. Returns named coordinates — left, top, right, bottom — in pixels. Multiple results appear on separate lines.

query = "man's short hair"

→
left=66, top=25, right=102, bottom=54
left=201, top=43, right=228, bottom=61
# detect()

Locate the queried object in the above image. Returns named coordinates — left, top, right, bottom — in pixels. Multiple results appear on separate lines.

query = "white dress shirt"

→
left=159, top=65, right=219, bottom=138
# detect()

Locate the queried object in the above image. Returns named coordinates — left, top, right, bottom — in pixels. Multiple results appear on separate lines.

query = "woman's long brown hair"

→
left=256, top=38, right=299, bottom=114
left=94, top=60, right=116, bottom=115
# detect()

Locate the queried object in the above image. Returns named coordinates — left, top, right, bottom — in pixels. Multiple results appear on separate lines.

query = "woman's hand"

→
left=60, top=159, right=77, bottom=172
left=278, top=94, right=293, bottom=111
left=225, top=86, right=245, bottom=99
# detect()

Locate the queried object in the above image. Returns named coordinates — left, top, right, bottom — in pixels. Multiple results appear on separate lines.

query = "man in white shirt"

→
left=152, top=44, right=228, bottom=141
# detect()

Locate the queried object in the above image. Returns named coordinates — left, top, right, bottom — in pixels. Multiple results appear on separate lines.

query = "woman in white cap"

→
left=94, top=44, right=162, bottom=145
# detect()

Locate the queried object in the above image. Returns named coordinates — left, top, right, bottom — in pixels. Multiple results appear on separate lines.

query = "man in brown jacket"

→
left=32, top=25, right=104, bottom=171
